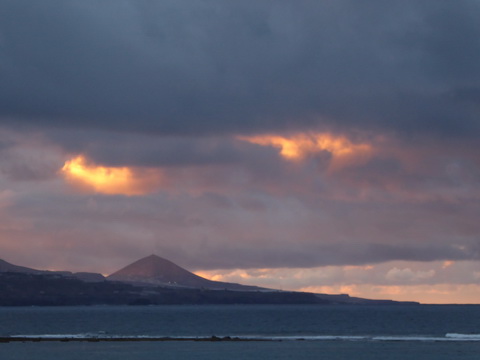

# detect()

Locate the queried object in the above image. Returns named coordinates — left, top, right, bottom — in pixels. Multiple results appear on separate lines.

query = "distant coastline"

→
left=0, top=256, right=419, bottom=306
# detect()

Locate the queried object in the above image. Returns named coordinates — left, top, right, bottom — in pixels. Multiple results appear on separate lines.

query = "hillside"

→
left=0, top=258, right=42, bottom=274
left=107, top=254, right=264, bottom=291
left=0, top=256, right=419, bottom=306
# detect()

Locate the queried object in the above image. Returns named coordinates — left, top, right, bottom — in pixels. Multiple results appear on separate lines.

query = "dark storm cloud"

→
left=47, top=129, right=280, bottom=167
left=0, top=158, right=58, bottom=181
left=177, top=241, right=479, bottom=270
left=1, top=0, right=480, bottom=136
left=0, top=130, right=61, bottom=181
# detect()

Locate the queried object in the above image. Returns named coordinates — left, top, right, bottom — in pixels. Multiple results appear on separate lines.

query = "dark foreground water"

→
left=0, top=305, right=479, bottom=359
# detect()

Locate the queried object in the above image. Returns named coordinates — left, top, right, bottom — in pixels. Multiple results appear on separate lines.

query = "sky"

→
left=1, top=0, right=480, bottom=304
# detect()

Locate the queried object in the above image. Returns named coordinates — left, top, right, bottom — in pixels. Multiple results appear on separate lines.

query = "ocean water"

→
left=0, top=305, right=479, bottom=359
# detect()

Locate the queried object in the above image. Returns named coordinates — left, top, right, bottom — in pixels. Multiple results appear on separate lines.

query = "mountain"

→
left=0, top=256, right=419, bottom=306
left=107, top=254, right=263, bottom=291
left=0, top=258, right=42, bottom=274
left=0, top=258, right=105, bottom=282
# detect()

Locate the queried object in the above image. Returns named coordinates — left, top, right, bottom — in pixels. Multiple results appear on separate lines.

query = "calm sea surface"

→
left=0, top=304, right=479, bottom=359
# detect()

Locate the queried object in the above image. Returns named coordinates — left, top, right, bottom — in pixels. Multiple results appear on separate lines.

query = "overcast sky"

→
left=1, top=0, right=479, bottom=303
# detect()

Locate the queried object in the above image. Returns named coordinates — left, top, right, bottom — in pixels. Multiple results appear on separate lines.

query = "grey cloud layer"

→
left=1, top=0, right=480, bottom=136
left=5, top=189, right=480, bottom=272
left=2, top=157, right=479, bottom=272
left=47, top=129, right=279, bottom=168
left=1, top=0, right=480, bottom=280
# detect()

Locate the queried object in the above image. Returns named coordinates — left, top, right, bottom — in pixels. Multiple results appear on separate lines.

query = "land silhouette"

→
left=0, top=255, right=419, bottom=306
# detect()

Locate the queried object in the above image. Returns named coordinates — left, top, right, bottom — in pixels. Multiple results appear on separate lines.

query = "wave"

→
left=243, top=334, right=480, bottom=342
left=445, top=333, right=480, bottom=340
left=5, top=333, right=480, bottom=342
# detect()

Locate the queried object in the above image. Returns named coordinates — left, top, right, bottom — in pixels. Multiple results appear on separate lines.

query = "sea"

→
left=0, top=304, right=479, bottom=360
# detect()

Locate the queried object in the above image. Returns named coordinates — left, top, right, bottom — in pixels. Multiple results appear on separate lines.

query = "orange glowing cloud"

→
left=61, top=155, right=162, bottom=195
left=239, top=132, right=373, bottom=170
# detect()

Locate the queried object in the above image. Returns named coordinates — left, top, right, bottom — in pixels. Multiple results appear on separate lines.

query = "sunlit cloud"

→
left=239, top=132, right=373, bottom=171
left=61, top=155, right=163, bottom=195
left=443, top=261, right=455, bottom=269
left=385, top=267, right=436, bottom=282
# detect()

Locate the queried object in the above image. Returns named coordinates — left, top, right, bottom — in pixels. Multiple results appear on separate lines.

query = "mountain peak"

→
left=107, top=255, right=263, bottom=291
left=143, top=254, right=167, bottom=263
left=107, top=254, right=209, bottom=287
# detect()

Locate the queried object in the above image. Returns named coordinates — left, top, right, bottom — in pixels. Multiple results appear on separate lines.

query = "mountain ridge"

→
left=0, top=258, right=105, bottom=282
left=0, top=258, right=42, bottom=274
left=0, top=256, right=420, bottom=305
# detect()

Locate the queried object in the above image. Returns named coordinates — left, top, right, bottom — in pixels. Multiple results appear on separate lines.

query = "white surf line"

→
left=3, top=333, right=480, bottom=343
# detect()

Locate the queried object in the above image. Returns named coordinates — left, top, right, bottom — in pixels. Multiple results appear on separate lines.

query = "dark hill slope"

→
left=0, top=258, right=42, bottom=274
left=0, top=258, right=104, bottom=282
